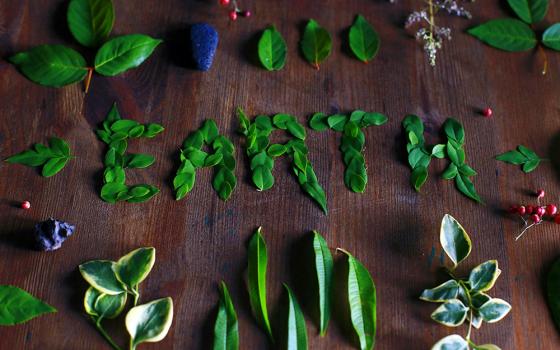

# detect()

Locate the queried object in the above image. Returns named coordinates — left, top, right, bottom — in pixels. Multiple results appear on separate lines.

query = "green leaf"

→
left=455, top=174, right=482, bottom=203
left=42, top=157, right=70, bottom=177
left=267, top=144, right=287, bottom=157
left=309, top=112, right=329, bottom=131
left=100, top=182, right=129, bottom=203
left=258, top=26, right=287, bottom=71
left=547, top=257, right=560, bottom=331
left=478, top=298, right=512, bottom=323
left=440, top=214, right=472, bottom=267
left=126, top=185, right=159, bottom=203
left=327, top=114, right=348, bottom=131
left=443, top=118, right=465, bottom=145
left=361, top=112, right=387, bottom=127
left=312, top=231, right=333, bottom=336
left=431, top=335, right=468, bottom=350
left=431, top=144, right=446, bottom=159
left=468, top=18, right=537, bottom=52
left=0, top=285, right=56, bottom=326
left=469, top=260, right=501, bottom=293
left=79, top=260, right=126, bottom=295
left=9, top=45, right=88, bottom=87
left=420, top=280, right=460, bottom=302
left=430, top=299, right=468, bottom=327
left=339, top=249, right=376, bottom=350
left=114, top=247, right=156, bottom=289
left=5, top=149, right=49, bottom=167
left=284, top=284, right=308, bottom=350
left=49, top=137, right=71, bottom=156
left=143, top=123, right=165, bottom=138
left=507, top=0, right=548, bottom=24
left=67, top=0, right=115, bottom=47
left=94, top=34, right=162, bottom=76
left=125, top=154, right=155, bottom=168
left=349, top=15, right=380, bottom=63
left=523, top=159, right=540, bottom=173
left=213, top=282, right=239, bottom=350
left=543, top=23, right=560, bottom=50
left=411, top=166, right=428, bottom=192
left=495, top=150, right=527, bottom=165
left=442, top=164, right=458, bottom=180
left=84, top=287, right=127, bottom=319
left=247, top=228, right=273, bottom=340
left=125, top=297, right=174, bottom=348
left=301, top=19, right=332, bottom=69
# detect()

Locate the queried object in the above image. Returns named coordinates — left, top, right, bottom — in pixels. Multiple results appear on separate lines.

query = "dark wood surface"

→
left=1, top=0, right=560, bottom=349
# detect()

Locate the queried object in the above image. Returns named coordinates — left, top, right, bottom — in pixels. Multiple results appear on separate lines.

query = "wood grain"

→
left=1, top=0, right=560, bottom=349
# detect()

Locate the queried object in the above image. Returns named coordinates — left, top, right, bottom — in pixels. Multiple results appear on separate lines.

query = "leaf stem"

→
left=131, top=286, right=140, bottom=306
left=92, top=317, right=123, bottom=350
left=538, top=44, right=549, bottom=76
left=84, top=67, right=94, bottom=94
left=465, top=309, right=473, bottom=341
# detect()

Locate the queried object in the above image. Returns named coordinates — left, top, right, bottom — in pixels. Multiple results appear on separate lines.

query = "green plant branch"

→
left=92, top=316, right=123, bottom=350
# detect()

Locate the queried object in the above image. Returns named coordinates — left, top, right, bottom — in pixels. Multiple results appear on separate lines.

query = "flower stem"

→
left=538, top=45, right=549, bottom=75
left=84, top=68, right=94, bottom=94
left=92, top=317, right=123, bottom=350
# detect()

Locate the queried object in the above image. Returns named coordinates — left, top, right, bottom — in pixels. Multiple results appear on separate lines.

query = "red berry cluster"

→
left=219, top=0, right=251, bottom=21
left=508, top=189, right=558, bottom=240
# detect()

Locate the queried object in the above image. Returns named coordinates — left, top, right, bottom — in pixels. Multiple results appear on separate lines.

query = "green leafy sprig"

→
left=5, top=137, right=73, bottom=177
left=213, top=282, right=239, bottom=350
left=468, top=0, right=557, bottom=74
left=496, top=145, right=544, bottom=173
left=238, top=108, right=328, bottom=213
left=79, top=247, right=174, bottom=350
left=96, top=104, right=164, bottom=204
left=9, top=0, right=161, bottom=92
left=421, top=215, right=511, bottom=350
left=348, top=15, right=380, bottom=63
left=0, top=285, right=56, bottom=326
left=173, top=120, right=237, bottom=201
left=309, top=110, right=388, bottom=193
left=300, top=19, right=332, bottom=69
left=258, top=26, right=287, bottom=71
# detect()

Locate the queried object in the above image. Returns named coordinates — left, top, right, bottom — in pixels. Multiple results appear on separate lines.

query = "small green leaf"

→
left=213, top=282, right=239, bottom=350
left=495, top=150, right=527, bottom=165
left=67, top=0, right=115, bottom=47
left=0, top=285, right=56, bottom=325
left=431, top=144, right=446, bottom=159
left=42, top=157, right=70, bottom=177
left=523, top=159, right=541, bottom=173
left=478, top=298, right=512, bottom=323
left=125, top=297, right=174, bottom=348
left=9, top=45, right=88, bottom=86
left=468, top=18, right=537, bottom=52
left=411, top=166, right=428, bottom=192
left=440, top=214, right=472, bottom=267
left=469, top=260, right=501, bottom=293
left=100, top=182, right=128, bottom=203
left=455, top=174, right=482, bottom=203
left=420, top=280, right=460, bottom=302
left=430, top=299, right=468, bottom=327
left=507, top=0, right=548, bottom=24
left=547, top=257, right=560, bottom=332
left=258, top=26, right=287, bottom=71
left=442, top=164, right=458, bottom=180
left=247, top=228, right=273, bottom=340
left=543, top=23, right=560, bottom=50
left=309, top=113, right=329, bottom=131
left=327, top=114, right=348, bottom=131
left=312, top=231, right=333, bottom=336
left=84, top=287, right=127, bottom=319
left=5, top=149, right=49, bottom=167
left=431, top=335, right=468, bottom=350
left=443, top=119, right=464, bottom=145
left=114, top=247, right=156, bottom=289
left=143, top=123, right=165, bottom=138
left=125, top=154, right=155, bottom=168
left=284, top=284, right=308, bottom=350
left=94, top=34, right=162, bottom=76
left=267, top=144, right=287, bottom=157
left=339, top=249, right=376, bottom=350
left=49, top=137, right=71, bottom=156
left=79, top=260, right=126, bottom=295
left=348, top=15, right=380, bottom=63
left=301, top=19, right=332, bottom=69
left=126, top=185, right=159, bottom=203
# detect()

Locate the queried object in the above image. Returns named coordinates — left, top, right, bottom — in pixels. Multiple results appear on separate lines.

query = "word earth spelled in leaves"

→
left=421, top=214, right=511, bottom=350
left=9, top=0, right=161, bottom=92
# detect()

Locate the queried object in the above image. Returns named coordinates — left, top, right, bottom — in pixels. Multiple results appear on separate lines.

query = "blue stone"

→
left=34, top=218, right=75, bottom=251
left=191, top=23, right=219, bottom=71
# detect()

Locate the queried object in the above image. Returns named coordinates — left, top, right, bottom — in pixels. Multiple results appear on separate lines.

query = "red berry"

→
left=21, top=201, right=31, bottom=210
left=517, top=206, right=526, bottom=215
left=241, top=10, right=251, bottom=17
left=537, top=189, right=545, bottom=198
left=219, top=0, right=230, bottom=5
left=537, top=207, right=546, bottom=216
left=525, top=205, right=534, bottom=215
left=530, top=214, right=541, bottom=223
left=229, top=10, right=238, bottom=20
left=482, top=108, right=493, bottom=118
left=546, top=204, right=558, bottom=216
left=555, top=215, right=560, bottom=224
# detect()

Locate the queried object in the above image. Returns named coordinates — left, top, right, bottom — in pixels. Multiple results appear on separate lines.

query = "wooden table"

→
left=1, top=0, right=560, bottom=349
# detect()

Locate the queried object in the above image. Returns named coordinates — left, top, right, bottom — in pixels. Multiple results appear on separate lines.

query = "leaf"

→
left=247, top=228, right=273, bottom=340
left=125, top=297, right=174, bottom=348
left=327, top=114, right=348, bottom=131
left=84, top=287, right=127, bottom=319
left=114, top=247, right=156, bottom=289
left=440, top=214, right=472, bottom=267
left=125, top=154, right=156, bottom=168
left=126, top=184, right=159, bottom=203
left=100, top=182, right=129, bottom=203
left=309, top=113, right=329, bottom=131
left=79, top=260, right=126, bottom=295
left=9, top=45, right=88, bottom=87
left=5, top=149, right=49, bottom=167
left=301, top=19, right=332, bottom=69
left=67, top=0, right=115, bottom=47
left=420, top=280, right=460, bottom=302
left=507, top=0, right=548, bottom=24
left=348, top=15, right=380, bottom=63
left=312, top=231, right=333, bottom=336
left=442, top=164, right=458, bottom=180
left=543, top=23, right=560, bottom=50
left=430, top=299, right=469, bottom=327
left=495, top=150, right=527, bottom=165
left=478, top=298, right=512, bottom=323
left=213, top=282, right=239, bottom=350
left=431, top=144, right=446, bottom=159
left=49, top=137, right=71, bottom=156
left=443, top=119, right=465, bottom=145
left=469, top=260, right=501, bottom=293
left=455, top=174, right=482, bottom=203
left=523, top=159, right=540, bottom=173
left=94, top=34, right=163, bottom=76
left=42, top=157, right=70, bottom=177
left=411, top=166, right=428, bottom=192
left=431, top=335, right=468, bottom=350
left=0, top=285, right=56, bottom=326
left=284, top=284, right=308, bottom=350
left=468, top=18, right=537, bottom=52
left=258, top=26, right=287, bottom=71
left=339, top=249, right=376, bottom=350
